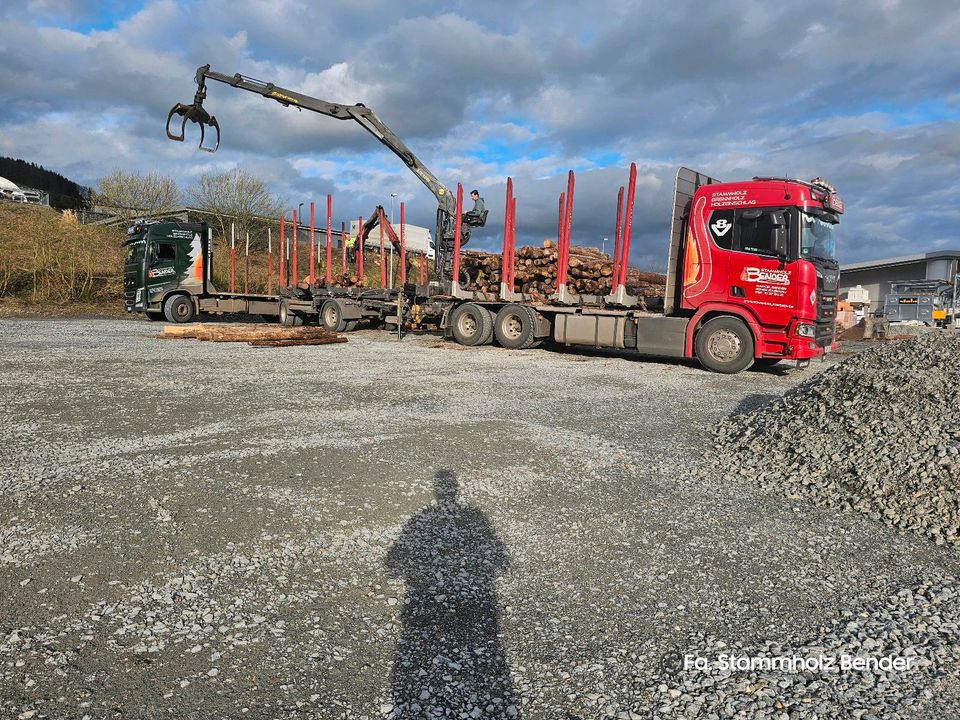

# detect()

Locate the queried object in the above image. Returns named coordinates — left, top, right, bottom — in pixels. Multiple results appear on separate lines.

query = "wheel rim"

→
left=323, top=306, right=338, bottom=327
left=707, top=328, right=742, bottom=363
left=457, top=312, right=477, bottom=337
left=502, top=313, right=523, bottom=340
left=174, top=302, right=190, bottom=320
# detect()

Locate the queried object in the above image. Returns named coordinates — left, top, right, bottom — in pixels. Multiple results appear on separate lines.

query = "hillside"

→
left=0, top=156, right=92, bottom=210
left=0, top=203, right=125, bottom=314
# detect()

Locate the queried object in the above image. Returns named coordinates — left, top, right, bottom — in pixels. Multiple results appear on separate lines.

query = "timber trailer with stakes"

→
left=154, top=64, right=843, bottom=373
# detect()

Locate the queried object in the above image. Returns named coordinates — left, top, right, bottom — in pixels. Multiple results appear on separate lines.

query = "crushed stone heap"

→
left=712, top=332, right=960, bottom=546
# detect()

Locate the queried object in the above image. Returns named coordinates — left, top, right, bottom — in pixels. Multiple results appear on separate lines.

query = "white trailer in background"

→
left=0, top=176, right=26, bottom=203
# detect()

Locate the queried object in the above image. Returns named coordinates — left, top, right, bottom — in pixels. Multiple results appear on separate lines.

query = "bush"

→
left=0, top=203, right=125, bottom=305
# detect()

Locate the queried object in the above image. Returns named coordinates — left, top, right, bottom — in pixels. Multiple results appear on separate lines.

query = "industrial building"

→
left=839, top=250, right=960, bottom=312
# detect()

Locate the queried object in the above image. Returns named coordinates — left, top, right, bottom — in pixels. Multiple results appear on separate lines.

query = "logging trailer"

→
left=137, top=64, right=843, bottom=373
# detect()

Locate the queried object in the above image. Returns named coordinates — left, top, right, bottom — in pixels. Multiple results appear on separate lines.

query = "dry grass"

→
left=0, top=203, right=125, bottom=307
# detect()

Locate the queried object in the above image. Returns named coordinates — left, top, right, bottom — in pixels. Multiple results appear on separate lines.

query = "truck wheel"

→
left=279, top=300, right=303, bottom=327
left=163, top=294, right=195, bottom=324
left=320, top=300, right=348, bottom=332
left=494, top=304, right=539, bottom=349
left=450, top=303, right=494, bottom=346
left=694, top=316, right=755, bottom=373
left=144, top=311, right=165, bottom=322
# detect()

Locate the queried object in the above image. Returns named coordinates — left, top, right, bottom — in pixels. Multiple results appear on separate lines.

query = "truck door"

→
left=726, top=208, right=798, bottom=324
left=146, top=237, right=179, bottom=297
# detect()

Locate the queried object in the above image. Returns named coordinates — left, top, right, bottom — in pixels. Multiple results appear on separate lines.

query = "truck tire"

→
left=450, top=303, right=494, bottom=346
left=144, top=311, right=165, bottom=322
left=694, top=316, right=755, bottom=373
left=320, top=300, right=348, bottom=332
left=163, top=294, right=195, bottom=324
left=494, top=304, right=539, bottom=349
left=279, top=300, right=303, bottom=327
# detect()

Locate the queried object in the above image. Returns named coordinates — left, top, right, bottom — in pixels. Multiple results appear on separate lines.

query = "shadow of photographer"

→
left=385, top=470, right=520, bottom=718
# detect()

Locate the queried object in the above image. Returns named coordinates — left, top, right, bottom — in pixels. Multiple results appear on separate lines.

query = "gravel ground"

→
left=1, top=318, right=958, bottom=719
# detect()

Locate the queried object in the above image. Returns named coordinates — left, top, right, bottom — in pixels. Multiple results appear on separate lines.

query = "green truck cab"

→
left=123, top=218, right=284, bottom=323
left=123, top=219, right=209, bottom=322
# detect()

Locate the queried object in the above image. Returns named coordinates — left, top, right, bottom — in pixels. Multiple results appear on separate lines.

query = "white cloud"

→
left=2, top=0, right=960, bottom=265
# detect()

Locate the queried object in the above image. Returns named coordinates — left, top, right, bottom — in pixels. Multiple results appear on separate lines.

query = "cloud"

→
left=2, top=0, right=960, bottom=268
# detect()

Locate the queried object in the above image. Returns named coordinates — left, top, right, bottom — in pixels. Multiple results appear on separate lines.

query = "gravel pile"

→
left=712, top=332, right=960, bottom=546
left=640, top=576, right=960, bottom=719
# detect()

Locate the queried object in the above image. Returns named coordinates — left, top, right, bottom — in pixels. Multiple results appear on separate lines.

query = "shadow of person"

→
left=385, top=470, right=520, bottom=719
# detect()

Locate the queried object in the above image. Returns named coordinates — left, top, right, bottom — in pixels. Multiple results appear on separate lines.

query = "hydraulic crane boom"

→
left=167, top=65, right=456, bottom=215
left=166, top=64, right=462, bottom=284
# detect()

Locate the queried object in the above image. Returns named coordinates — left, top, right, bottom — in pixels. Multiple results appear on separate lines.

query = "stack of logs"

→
left=329, top=272, right=367, bottom=288
left=462, top=240, right=666, bottom=298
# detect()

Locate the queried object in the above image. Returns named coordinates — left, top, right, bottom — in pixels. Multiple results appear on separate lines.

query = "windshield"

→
left=125, top=242, right=145, bottom=265
left=800, top=211, right=838, bottom=262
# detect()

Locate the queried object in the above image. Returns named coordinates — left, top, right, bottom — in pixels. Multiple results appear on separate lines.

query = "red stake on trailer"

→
left=559, top=170, right=575, bottom=287
left=279, top=216, right=286, bottom=289
left=379, top=221, right=386, bottom=287
left=452, top=183, right=464, bottom=289
left=230, top=223, right=236, bottom=292
left=509, top=195, right=517, bottom=290
left=618, top=162, right=637, bottom=289
left=267, top=227, right=273, bottom=294
left=325, top=195, right=332, bottom=286
left=502, top=177, right=513, bottom=291
left=356, top=215, right=364, bottom=277
left=341, top=222, right=347, bottom=273
left=244, top=231, right=250, bottom=294
left=399, top=202, right=407, bottom=284
left=309, top=202, right=315, bottom=284
left=419, top=251, right=426, bottom=285
left=611, top=185, right=625, bottom=292
left=291, top=210, right=298, bottom=286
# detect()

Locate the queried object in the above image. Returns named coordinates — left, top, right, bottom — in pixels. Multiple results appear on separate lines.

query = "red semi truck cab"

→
left=664, top=168, right=842, bottom=368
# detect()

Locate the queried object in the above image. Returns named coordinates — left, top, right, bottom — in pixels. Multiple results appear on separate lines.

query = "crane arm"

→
left=166, top=64, right=456, bottom=215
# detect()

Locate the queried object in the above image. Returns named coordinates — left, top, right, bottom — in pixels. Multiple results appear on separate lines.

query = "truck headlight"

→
left=795, top=323, right=816, bottom=338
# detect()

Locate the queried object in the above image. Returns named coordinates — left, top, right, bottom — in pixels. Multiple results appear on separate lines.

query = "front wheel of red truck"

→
left=694, top=316, right=755, bottom=374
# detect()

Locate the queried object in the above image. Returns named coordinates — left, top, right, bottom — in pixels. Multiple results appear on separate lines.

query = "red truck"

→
left=163, top=66, right=841, bottom=373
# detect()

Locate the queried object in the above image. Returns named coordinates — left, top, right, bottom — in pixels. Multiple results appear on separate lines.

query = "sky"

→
left=2, top=0, right=960, bottom=268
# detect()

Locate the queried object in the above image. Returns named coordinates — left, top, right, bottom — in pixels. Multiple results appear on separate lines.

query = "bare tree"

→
left=97, top=170, right=181, bottom=220
left=188, top=169, right=283, bottom=248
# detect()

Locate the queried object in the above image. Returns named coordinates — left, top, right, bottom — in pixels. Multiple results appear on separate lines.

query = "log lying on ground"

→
left=162, top=324, right=347, bottom=346
left=461, top=240, right=666, bottom=298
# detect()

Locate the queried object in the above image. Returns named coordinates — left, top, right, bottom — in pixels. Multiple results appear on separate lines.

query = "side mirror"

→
left=771, top=226, right=787, bottom=260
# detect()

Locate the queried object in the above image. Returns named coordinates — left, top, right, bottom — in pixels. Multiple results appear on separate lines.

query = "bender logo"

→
left=741, top=267, right=791, bottom=285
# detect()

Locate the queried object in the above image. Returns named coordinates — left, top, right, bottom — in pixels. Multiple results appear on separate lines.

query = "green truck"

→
left=123, top=218, right=285, bottom=323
